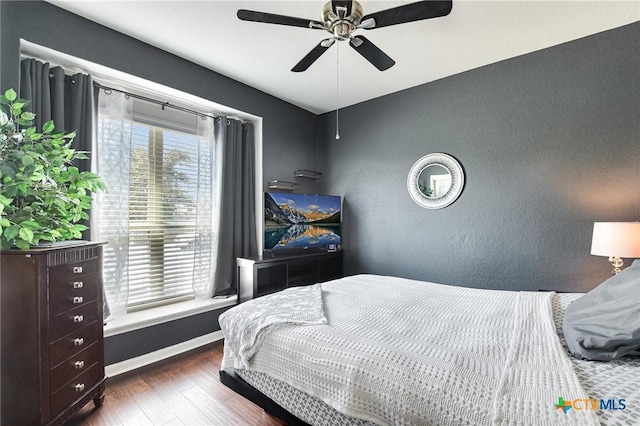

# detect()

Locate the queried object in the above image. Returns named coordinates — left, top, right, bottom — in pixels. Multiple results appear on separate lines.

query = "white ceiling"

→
left=46, top=1, right=639, bottom=114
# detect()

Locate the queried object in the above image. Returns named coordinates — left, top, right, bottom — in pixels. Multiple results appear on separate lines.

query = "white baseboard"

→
left=105, top=330, right=224, bottom=377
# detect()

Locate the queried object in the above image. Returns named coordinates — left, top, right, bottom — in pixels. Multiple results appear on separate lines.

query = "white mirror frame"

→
left=407, top=153, right=464, bottom=209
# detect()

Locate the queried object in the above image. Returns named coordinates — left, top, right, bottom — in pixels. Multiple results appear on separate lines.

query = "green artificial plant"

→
left=0, top=88, right=105, bottom=250
left=419, top=183, right=433, bottom=197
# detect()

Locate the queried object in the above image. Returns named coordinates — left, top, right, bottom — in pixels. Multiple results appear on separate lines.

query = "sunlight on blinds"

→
left=100, top=120, right=202, bottom=309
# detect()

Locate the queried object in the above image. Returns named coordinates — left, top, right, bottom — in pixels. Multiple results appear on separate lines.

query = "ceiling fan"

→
left=237, top=1, right=452, bottom=72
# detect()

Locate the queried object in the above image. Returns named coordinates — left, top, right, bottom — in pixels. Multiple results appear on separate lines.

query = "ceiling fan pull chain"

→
left=335, top=41, right=340, bottom=140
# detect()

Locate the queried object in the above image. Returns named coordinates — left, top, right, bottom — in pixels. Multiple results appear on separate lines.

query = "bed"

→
left=219, top=274, right=639, bottom=425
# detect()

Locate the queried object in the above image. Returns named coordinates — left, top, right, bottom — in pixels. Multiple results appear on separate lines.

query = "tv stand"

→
left=237, top=251, right=343, bottom=303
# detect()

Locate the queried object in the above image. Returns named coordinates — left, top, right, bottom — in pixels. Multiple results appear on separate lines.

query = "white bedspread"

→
left=219, top=283, right=326, bottom=368
left=221, top=275, right=599, bottom=425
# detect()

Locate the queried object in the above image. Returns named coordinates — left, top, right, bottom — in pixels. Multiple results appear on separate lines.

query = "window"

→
left=128, top=124, right=199, bottom=307
left=97, top=94, right=214, bottom=313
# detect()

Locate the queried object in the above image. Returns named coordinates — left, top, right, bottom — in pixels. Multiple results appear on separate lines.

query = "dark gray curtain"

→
left=20, top=59, right=108, bottom=318
left=213, top=118, right=258, bottom=296
left=20, top=58, right=95, bottom=172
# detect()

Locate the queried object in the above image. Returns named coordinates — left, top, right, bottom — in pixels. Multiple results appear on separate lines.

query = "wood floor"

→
left=66, top=340, right=286, bottom=426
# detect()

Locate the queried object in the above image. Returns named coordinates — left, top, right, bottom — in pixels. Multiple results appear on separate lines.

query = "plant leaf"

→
left=4, top=225, right=19, bottom=240
left=0, top=165, right=15, bottom=178
left=0, top=194, right=12, bottom=207
left=3, top=185, right=18, bottom=197
left=20, top=112, right=36, bottom=121
left=21, top=155, right=34, bottom=166
left=42, top=120, right=55, bottom=134
left=14, top=239, right=30, bottom=250
left=5, top=89, right=17, bottom=102
left=18, top=227, right=34, bottom=242
left=20, top=220, right=42, bottom=229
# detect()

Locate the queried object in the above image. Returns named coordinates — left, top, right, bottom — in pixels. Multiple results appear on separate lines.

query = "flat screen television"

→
left=264, top=192, right=342, bottom=253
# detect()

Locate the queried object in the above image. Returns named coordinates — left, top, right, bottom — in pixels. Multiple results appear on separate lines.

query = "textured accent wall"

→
left=319, top=22, right=639, bottom=292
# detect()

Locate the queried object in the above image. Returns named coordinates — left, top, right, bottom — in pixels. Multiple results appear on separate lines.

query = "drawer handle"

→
left=73, top=296, right=84, bottom=304
left=74, top=383, right=85, bottom=392
left=73, top=315, right=84, bottom=323
left=72, top=266, right=83, bottom=274
left=74, top=360, right=85, bottom=370
left=73, top=281, right=84, bottom=289
left=73, top=338, right=84, bottom=346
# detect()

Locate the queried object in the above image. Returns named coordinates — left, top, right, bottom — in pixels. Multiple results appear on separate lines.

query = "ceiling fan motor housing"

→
left=322, top=1, right=363, bottom=39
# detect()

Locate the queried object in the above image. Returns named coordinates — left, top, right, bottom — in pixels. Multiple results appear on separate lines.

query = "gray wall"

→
left=103, top=307, right=228, bottom=365
left=0, top=0, right=323, bottom=364
left=319, top=22, right=640, bottom=293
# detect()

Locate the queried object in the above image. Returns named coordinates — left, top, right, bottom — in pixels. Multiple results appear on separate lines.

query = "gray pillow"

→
left=563, top=259, right=640, bottom=361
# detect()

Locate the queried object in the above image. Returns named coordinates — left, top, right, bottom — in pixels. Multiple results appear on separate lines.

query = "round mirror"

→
left=417, top=164, right=452, bottom=198
left=407, top=153, right=464, bottom=209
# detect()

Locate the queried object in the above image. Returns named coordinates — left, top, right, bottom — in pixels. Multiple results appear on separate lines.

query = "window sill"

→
left=103, top=296, right=237, bottom=337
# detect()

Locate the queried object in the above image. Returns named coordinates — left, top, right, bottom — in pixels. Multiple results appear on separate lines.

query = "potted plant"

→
left=0, top=88, right=105, bottom=250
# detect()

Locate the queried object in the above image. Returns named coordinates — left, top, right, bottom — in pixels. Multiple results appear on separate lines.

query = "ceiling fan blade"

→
left=292, top=39, right=336, bottom=72
left=349, top=36, right=395, bottom=71
left=237, top=9, right=323, bottom=29
left=361, top=1, right=452, bottom=30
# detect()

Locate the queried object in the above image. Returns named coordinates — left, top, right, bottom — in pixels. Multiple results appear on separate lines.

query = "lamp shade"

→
left=590, top=222, right=640, bottom=258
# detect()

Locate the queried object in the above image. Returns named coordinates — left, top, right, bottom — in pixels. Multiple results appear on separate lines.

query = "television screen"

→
left=264, top=192, right=341, bottom=251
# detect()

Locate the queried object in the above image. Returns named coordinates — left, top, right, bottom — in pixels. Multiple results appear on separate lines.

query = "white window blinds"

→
left=125, top=124, right=199, bottom=308
left=97, top=92, right=215, bottom=315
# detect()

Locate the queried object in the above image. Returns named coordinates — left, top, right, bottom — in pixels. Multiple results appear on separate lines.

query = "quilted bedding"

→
left=221, top=274, right=600, bottom=425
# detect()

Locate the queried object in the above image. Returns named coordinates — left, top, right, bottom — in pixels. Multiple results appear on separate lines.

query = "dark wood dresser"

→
left=1, top=241, right=107, bottom=426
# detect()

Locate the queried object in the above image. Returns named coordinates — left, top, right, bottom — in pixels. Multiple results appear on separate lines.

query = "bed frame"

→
left=219, top=369, right=311, bottom=426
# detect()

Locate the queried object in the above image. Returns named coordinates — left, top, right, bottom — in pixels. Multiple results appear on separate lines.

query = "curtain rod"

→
left=92, top=82, right=246, bottom=124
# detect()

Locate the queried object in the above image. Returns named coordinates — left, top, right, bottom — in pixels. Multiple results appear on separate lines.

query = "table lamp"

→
left=590, top=222, right=640, bottom=274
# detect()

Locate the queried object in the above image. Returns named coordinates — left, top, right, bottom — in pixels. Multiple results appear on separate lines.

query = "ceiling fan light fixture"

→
left=357, top=17, right=376, bottom=29
left=336, top=5, right=348, bottom=20
left=350, top=37, right=364, bottom=48
left=323, top=1, right=363, bottom=27
left=321, top=39, right=336, bottom=48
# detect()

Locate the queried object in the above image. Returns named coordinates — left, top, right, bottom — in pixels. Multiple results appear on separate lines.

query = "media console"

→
left=237, top=251, right=343, bottom=302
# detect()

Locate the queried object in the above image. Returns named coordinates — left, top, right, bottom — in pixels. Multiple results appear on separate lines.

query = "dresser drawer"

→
left=50, top=320, right=101, bottom=367
left=50, top=342, right=100, bottom=393
left=50, top=301, right=98, bottom=342
left=50, top=362, right=102, bottom=418
left=49, top=272, right=98, bottom=301
left=49, top=277, right=98, bottom=317
left=49, top=258, right=98, bottom=284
